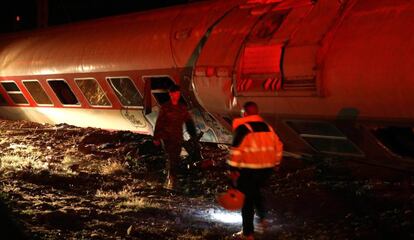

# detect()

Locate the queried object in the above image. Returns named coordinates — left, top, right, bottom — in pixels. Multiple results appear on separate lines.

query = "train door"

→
left=142, top=75, right=228, bottom=143
left=142, top=76, right=177, bottom=110
left=142, top=76, right=176, bottom=129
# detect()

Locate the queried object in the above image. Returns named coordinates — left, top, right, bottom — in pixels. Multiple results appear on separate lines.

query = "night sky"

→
left=0, top=0, right=198, bottom=33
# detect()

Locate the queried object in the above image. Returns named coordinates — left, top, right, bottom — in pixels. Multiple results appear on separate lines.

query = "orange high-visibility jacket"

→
left=227, top=115, right=283, bottom=169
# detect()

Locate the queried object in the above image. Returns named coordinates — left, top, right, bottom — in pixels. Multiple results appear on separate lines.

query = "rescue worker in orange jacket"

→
left=228, top=101, right=283, bottom=240
left=153, top=84, right=197, bottom=190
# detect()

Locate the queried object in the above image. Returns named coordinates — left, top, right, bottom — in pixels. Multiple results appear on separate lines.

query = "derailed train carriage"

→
left=0, top=0, right=413, bottom=170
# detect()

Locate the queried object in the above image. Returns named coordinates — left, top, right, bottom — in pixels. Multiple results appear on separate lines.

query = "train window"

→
left=301, top=137, right=362, bottom=156
left=286, top=120, right=363, bottom=156
left=0, top=93, right=7, bottom=105
left=248, top=10, right=289, bottom=41
left=372, top=127, right=414, bottom=159
left=75, top=78, right=111, bottom=106
left=22, top=80, right=53, bottom=105
left=0, top=81, right=28, bottom=105
left=1, top=82, right=20, bottom=91
left=287, top=121, right=344, bottom=137
left=107, top=77, right=142, bottom=106
left=47, top=80, right=80, bottom=105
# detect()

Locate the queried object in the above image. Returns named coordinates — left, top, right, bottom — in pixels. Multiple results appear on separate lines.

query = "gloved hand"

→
left=153, top=139, right=161, bottom=146
left=227, top=170, right=240, bottom=181
left=227, top=170, right=240, bottom=187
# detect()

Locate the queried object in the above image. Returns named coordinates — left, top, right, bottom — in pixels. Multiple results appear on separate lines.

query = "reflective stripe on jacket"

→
left=227, top=115, right=283, bottom=169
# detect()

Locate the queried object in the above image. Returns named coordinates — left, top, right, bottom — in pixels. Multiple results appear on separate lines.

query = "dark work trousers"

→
left=163, top=140, right=182, bottom=180
left=237, top=168, right=273, bottom=235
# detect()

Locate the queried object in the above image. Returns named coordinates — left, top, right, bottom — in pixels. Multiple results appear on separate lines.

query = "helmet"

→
left=216, top=188, right=245, bottom=211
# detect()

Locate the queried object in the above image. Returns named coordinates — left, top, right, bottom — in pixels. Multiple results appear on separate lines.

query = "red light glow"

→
left=240, top=44, right=282, bottom=75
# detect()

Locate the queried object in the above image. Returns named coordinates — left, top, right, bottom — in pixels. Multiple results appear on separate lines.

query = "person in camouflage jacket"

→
left=153, top=84, right=197, bottom=189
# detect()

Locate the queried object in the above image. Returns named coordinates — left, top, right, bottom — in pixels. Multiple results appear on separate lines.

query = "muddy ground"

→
left=0, top=119, right=413, bottom=240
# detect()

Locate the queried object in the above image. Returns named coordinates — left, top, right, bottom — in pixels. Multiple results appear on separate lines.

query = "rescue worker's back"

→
left=228, top=114, right=283, bottom=169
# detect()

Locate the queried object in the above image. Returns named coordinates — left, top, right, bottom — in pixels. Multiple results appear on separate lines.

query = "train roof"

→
left=0, top=0, right=243, bottom=77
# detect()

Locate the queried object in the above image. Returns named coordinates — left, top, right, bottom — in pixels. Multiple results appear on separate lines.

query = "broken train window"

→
left=107, top=77, right=143, bottom=107
left=75, top=78, right=111, bottom=106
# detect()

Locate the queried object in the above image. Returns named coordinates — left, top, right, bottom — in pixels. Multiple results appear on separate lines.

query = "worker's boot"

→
left=255, top=218, right=268, bottom=234
left=164, top=175, right=176, bottom=190
left=231, top=231, right=254, bottom=240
